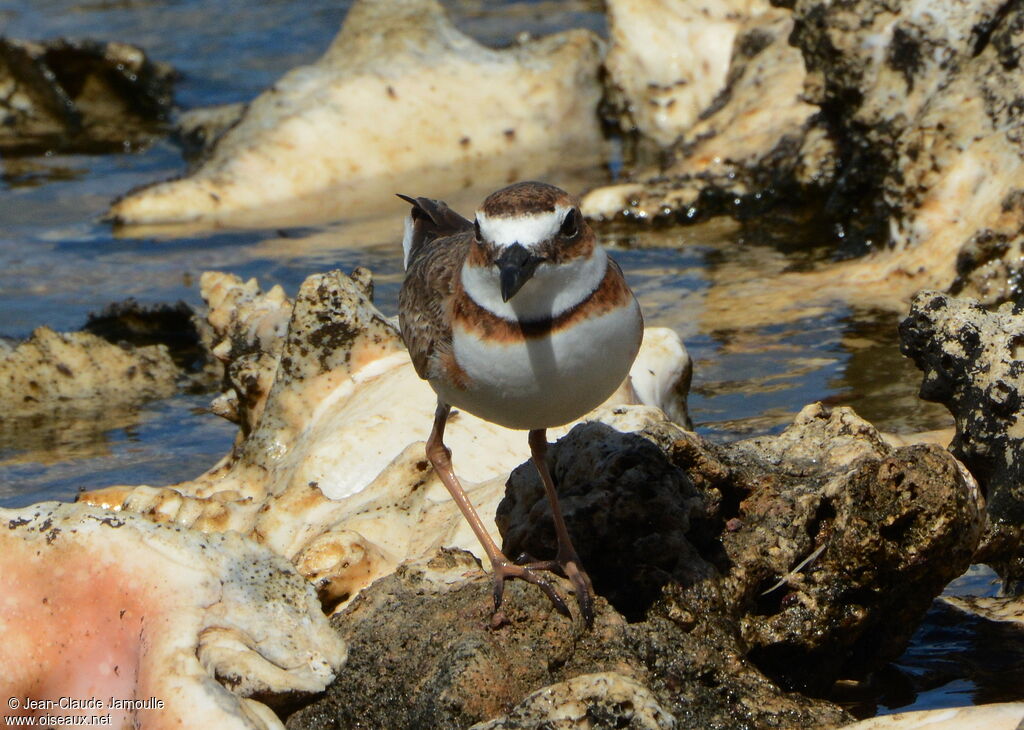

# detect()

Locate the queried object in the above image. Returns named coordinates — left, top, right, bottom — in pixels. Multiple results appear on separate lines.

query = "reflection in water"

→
left=0, top=394, right=236, bottom=509
left=884, top=598, right=1024, bottom=713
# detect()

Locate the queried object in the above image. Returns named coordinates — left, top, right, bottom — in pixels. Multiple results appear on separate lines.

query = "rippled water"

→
left=0, top=0, right=1003, bottom=718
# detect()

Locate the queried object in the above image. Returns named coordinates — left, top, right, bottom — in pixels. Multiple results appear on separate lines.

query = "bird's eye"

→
left=560, top=209, right=579, bottom=239
left=474, top=218, right=482, bottom=240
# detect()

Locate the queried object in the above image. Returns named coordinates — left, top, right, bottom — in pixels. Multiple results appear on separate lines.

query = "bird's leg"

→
left=425, top=401, right=570, bottom=619
left=526, top=428, right=595, bottom=626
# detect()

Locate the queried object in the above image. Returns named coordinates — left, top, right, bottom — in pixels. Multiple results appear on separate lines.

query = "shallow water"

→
left=0, top=0, right=1002, bottom=719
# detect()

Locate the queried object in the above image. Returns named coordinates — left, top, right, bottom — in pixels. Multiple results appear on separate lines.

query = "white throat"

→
left=461, top=247, right=608, bottom=321
left=476, top=205, right=573, bottom=248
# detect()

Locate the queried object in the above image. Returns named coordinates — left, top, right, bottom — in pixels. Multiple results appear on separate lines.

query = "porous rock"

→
left=899, top=290, right=1024, bottom=581
left=285, top=548, right=849, bottom=730
left=497, top=422, right=711, bottom=621
left=290, top=401, right=978, bottom=729
left=593, top=0, right=1024, bottom=327
left=0, top=37, right=174, bottom=155
left=108, top=0, right=604, bottom=228
left=587, top=0, right=825, bottom=224
left=499, top=403, right=982, bottom=695
left=0, top=326, right=178, bottom=418
left=783, top=0, right=1024, bottom=303
left=82, top=298, right=210, bottom=374
left=0, top=502, right=345, bottom=730
left=721, top=405, right=983, bottom=692
left=469, top=672, right=677, bottom=730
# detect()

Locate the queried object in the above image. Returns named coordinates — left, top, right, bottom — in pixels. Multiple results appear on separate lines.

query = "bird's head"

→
left=469, top=181, right=593, bottom=302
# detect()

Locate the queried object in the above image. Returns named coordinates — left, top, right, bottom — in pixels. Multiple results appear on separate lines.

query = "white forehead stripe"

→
left=476, top=205, right=573, bottom=247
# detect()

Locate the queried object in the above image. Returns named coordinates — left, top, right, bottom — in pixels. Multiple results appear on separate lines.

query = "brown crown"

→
left=479, top=181, right=577, bottom=218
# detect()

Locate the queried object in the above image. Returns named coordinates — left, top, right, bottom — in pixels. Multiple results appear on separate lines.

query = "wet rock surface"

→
left=0, top=37, right=174, bottom=155
left=587, top=1, right=825, bottom=225
left=899, top=291, right=1024, bottom=581
left=590, top=0, right=1024, bottom=316
left=0, top=326, right=179, bottom=419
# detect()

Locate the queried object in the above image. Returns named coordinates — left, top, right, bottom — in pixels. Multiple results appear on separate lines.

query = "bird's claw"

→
left=563, top=559, right=595, bottom=628
left=492, top=562, right=571, bottom=619
left=494, top=554, right=595, bottom=627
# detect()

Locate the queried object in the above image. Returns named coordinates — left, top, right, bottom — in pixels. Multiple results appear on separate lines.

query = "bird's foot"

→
left=509, top=551, right=595, bottom=627
left=491, top=560, right=571, bottom=621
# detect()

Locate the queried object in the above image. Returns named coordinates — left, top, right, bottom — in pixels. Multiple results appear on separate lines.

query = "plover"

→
left=397, top=181, right=643, bottom=624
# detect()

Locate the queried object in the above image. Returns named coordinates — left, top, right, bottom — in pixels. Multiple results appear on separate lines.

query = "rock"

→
left=176, top=102, right=247, bottom=162
left=82, top=298, right=211, bottom=374
left=0, top=502, right=345, bottom=730
left=78, top=268, right=693, bottom=612
left=108, top=0, right=605, bottom=229
left=944, top=593, right=1024, bottom=625
left=0, top=37, right=174, bottom=155
left=468, top=672, right=677, bottom=730
left=603, top=0, right=770, bottom=148
left=285, top=399, right=979, bottom=728
left=781, top=0, right=1024, bottom=304
left=0, top=326, right=178, bottom=418
left=0, top=324, right=182, bottom=463
left=285, top=548, right=850, bottom=730
left=497, top=422, right=710, bottom=621
left=591, top=0, right=1024, bottom=327
left=898, top=291, right=1024, bottom=580
left=722, top=405, right=982, bottom=692
left=587, top=1, right=825, bottom=224
left=841, top=702, right=1024, bottom=730
left=498, top=402, right=982, bottom=695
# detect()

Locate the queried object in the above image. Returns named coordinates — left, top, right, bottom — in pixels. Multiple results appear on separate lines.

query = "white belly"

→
left=437, top=299, right=643, bottom=430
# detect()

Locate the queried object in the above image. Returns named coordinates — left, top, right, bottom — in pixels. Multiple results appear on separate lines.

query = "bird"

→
left=397, top=181, right=644, bottom=625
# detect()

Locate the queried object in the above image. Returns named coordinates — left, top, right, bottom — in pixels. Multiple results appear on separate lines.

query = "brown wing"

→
left=398, top=229, right=473, bottom=381
left=397, top=194, right=473, bottom=268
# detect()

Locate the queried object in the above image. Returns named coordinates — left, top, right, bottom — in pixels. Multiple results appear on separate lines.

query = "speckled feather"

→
left=398, top=196, right=473, bottom=380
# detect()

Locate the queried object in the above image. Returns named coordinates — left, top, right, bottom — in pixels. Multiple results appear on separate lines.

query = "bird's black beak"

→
left=497, top=243, right=541, bottom=302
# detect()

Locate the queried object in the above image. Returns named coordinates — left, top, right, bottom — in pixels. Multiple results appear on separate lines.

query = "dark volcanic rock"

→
left=900, top=290, right=1024, bottom=581
left=286, top=548, right=851, bottom=730
left=497, top=423, right=713, bottom=622
left=0, top=37, right=174, bottom=155
left=504, top=405, right=980, bottom=695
